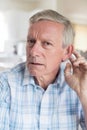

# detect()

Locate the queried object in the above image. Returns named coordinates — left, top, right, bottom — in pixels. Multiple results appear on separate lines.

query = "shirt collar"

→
left=54, top=62, right=66, bottom=87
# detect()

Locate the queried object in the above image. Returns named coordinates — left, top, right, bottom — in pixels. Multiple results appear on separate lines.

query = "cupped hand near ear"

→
left=64, top=50, right=87, bottom=98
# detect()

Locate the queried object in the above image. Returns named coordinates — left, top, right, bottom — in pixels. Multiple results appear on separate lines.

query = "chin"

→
left=29, top=70, right=43, bottom=77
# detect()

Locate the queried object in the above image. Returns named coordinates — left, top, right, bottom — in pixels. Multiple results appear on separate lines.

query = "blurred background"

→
left=0, top=0, right=87, bottom=72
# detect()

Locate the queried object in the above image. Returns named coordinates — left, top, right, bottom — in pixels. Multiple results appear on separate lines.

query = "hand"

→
left=64, top=50, right=87, bottom=98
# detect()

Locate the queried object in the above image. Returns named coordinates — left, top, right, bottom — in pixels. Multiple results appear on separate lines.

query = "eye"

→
left=27, top=38, right=36, bottom=47
left=42, top=41, right=52, bottom=48
left=44, top=42, right=51, bottom=45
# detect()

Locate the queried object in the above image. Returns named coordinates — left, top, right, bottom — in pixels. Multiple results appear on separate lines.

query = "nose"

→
left=30, top=42, right=42, bottom=56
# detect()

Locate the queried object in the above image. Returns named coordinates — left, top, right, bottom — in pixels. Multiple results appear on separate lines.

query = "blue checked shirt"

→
left=0, top=62, right=86, bottom=130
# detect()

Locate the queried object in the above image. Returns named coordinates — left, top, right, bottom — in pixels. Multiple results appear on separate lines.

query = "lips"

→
left=30, top=62, right=43, bottom=65
left=27, top=56, right=44, bottom=66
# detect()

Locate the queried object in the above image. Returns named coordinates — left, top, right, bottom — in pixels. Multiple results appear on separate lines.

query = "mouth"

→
left=29, top=62, right=43, bottom=66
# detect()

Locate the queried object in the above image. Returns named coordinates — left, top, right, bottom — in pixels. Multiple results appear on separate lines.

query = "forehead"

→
left=28, top=20, right=64, bottom=35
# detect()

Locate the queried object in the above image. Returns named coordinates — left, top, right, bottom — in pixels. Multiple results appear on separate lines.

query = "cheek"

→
left=46, top=49, right=64, bottom=68
left=26, top=45, right=28, bottom=54
left=26, top=46, right=30, bottom=57
left=45, top=54, right=62, bottom=70
left=48, top=56, right=62, bottom=67
left=48, top=50, right=63, bottom=63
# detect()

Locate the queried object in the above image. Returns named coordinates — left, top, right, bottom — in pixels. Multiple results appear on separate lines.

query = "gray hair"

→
left=29, top=9, right=75, bottom=47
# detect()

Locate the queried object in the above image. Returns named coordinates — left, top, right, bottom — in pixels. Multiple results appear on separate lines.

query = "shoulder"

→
left=9, top=62, right=26, bottom=73
left=0, top=62, right=26, bottom=77
left=0, top=62, right=26, bottom=101
left=0, top=62, right=26, bottom=87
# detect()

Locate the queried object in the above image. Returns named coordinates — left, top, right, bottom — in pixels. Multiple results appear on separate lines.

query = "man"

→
left=0, top=9, right=87, bottom=130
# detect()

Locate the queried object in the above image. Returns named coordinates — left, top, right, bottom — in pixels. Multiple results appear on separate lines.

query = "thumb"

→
left=64, top=62, right=79, bottom=92
left=64, top=63, right=72, bottom=78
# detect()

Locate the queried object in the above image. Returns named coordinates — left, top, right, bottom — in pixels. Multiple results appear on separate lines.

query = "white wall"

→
left=5, top=10, right=29, bottom=41
left=1, top=10, right=30, bottom=53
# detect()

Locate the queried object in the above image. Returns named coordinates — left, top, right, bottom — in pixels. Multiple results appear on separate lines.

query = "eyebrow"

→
left=27, top=35, right=34, bottom=39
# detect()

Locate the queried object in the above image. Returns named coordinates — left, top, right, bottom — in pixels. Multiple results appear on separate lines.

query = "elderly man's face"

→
left=26, top=20, right=66, bottom=77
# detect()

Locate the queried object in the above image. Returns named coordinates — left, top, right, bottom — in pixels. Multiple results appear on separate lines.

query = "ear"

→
left=62, top=44, right=74, bottom=61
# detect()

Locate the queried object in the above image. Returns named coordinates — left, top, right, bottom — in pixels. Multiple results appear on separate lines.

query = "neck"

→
left=34, top=71, right=59, bottom=90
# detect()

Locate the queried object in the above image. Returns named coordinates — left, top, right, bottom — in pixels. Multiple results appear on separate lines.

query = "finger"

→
left=64, top=63, right=73, bottom=77
left=69, top=52, right=79, bottom=64
left=73, top=50, right=82, bottom=59
left=69, top=52, right=85, bottom=67
left=73, top=57, right=87, bottom=68
left=69, top=54, right=76, bottom=63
